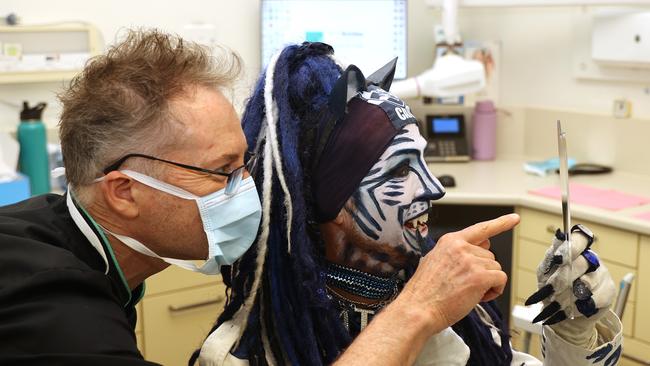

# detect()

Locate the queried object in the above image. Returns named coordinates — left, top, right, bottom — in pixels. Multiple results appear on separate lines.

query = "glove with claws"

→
left=525, top=224, right=617, bottom=348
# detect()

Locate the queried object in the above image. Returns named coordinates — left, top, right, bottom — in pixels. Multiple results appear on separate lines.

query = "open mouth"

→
left=404, top=211, right=429, bottom=238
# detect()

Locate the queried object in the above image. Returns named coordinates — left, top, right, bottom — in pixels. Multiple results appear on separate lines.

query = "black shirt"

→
left=0, top=193, right=160, bottom=365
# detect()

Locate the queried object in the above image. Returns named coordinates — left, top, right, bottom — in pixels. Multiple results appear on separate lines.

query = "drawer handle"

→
left=168, top=296, right=225, bottom=313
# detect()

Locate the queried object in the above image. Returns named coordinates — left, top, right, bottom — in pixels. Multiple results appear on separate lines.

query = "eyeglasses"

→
left=103, top=153, right=256, bottom=195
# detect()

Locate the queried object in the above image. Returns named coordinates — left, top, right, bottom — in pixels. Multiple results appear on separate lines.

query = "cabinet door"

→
left=136, top=331, right=144, bottom=356
left=635, top=236, right=650, bottom=343
left=146, top=265, right=221, bottom=296
left=142, top=284, right=227, bottom=366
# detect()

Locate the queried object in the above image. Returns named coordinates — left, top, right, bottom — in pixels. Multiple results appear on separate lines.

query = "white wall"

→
left=0, top=0, right=262, bottom=134
left=2, top=0, right=650, bottom=138
left=455, top=5, right=650, bottom=118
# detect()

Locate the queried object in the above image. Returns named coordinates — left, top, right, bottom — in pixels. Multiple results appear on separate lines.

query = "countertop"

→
left=427, top=158, right=650, bottom=236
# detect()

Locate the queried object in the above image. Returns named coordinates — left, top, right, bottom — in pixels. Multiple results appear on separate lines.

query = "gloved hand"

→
left=525, top=224, right=617, bottom=348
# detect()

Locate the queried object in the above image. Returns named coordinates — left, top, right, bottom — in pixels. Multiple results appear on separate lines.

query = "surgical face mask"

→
left=101, top=169, right=262, bottom=275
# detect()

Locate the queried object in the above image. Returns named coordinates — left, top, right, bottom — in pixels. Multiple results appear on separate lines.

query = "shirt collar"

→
left=66, top=190, right=144, bottom=307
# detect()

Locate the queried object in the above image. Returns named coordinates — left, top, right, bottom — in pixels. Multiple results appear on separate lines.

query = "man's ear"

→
left=99, top=171, right=140, bottom=219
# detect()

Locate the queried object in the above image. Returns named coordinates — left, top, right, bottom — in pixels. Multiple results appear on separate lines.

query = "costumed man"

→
left=196, top=43, right=623, bottom=366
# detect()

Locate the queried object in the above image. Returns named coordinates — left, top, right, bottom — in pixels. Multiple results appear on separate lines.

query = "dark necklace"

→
left=325, top=262, right=401, bottom=300
left=325, top=262, right=402, bottom=332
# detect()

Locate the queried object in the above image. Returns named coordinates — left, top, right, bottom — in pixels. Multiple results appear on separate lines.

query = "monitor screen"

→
left=261, top=0, right=407, bottom=79
left=431, top=117, right=461, bottom=134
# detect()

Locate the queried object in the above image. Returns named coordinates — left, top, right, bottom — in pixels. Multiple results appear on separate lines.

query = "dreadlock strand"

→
left=229, top=53, right=279, bottom=339
left=263, top=53, right=294, bottom=254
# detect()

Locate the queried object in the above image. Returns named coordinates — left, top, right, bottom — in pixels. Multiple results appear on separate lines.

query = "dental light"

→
left=391, top=0, right=486, bottom=99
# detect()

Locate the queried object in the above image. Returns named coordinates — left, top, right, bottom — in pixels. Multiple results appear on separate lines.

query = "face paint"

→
left=333, top=124, right=445, bottom=274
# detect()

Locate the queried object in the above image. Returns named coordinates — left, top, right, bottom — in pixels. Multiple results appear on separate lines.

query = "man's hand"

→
left=399, top=213, right=520, bottom=331
left=334, top=213, right=519, bottom=366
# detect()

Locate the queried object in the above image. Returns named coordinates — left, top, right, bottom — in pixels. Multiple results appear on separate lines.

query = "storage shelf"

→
left=0, top=70, right=80, bottom=84
left=0, top=23, right=101, bottom=84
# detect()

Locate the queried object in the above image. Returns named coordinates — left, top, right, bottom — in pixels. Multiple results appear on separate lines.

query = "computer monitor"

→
left=261, top=0, right=407, bottom=79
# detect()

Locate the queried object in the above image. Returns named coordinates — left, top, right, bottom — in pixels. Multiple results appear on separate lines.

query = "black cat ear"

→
left=366, top=57, right=398, bottom=91
left=328, top=64, right=366, bottom=120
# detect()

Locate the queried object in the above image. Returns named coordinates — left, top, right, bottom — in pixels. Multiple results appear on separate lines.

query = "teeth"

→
left=407, top=213, right=429, bottom=228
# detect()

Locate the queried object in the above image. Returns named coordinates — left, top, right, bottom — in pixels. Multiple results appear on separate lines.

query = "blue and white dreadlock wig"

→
left=193, top=43, right=513, bottom=366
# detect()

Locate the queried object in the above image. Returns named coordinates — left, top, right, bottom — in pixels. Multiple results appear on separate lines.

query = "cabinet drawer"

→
left=142, top=284, right=227, bottom=365
left=519, top=208, right=560, bottom=243
left=515, top=269, right=537, bottom=301
left=601, top=260, right=637, bottom=303
left=146, top=265, right=222, bottom=296
left=519, top=208, right=638, bottom=267
left=622, top=302, right=634, bottom=338
left=517, top=238, right=547, bottom=272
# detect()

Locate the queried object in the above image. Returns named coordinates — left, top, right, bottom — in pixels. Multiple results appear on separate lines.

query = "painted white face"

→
left=346, top=124, right=445, bottom=262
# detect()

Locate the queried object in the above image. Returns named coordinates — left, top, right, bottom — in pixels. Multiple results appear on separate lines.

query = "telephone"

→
left=424, top=114, right=470, bottom=162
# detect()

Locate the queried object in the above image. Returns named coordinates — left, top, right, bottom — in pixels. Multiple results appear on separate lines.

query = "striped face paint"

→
left=336, top=124, right=445, bottom=274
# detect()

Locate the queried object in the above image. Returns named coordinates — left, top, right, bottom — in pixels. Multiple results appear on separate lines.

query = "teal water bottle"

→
left=17, top=101, right=50, bottom=195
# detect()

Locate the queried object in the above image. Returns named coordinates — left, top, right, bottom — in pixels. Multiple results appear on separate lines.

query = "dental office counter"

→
left=428, top=158, right=650, bottom=365
left=428, top=158, right=650, bottom=235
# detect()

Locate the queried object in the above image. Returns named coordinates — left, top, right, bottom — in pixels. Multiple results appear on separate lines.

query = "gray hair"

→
left=58, top=28, right=241, bottom=203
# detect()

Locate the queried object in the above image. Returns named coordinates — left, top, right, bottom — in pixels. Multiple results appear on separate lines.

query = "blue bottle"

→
left=17, top=101, right=50, bottom=195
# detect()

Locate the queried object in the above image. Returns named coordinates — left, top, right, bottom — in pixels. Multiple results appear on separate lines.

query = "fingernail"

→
left=532, top=301, right=560, bottom=323
left=525, top=284, right=554, bottom=306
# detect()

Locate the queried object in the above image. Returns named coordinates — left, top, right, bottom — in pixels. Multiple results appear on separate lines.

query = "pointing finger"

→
left=459, top=214, right=520, bottom=245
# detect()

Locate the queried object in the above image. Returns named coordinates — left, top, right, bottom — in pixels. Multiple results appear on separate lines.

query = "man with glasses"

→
left=0, top=30, right=255, bottom=366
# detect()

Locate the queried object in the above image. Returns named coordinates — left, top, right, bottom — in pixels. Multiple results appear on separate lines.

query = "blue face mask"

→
left=102, top=169, right=262, bottom=275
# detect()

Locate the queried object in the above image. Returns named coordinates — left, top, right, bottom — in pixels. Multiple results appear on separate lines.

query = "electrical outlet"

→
left=613, top=99, right=632, bottom=118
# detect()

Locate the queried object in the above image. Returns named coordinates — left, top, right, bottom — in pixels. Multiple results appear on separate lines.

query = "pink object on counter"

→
left=529, top=183, right=650, bottom=211
left=472, top=100, right=497, bottom=161
left=634, top=212, right=650, bottom=222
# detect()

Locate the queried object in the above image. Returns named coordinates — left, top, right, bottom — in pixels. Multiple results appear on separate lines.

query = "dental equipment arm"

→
left=390, top=0, right=486, bottom=99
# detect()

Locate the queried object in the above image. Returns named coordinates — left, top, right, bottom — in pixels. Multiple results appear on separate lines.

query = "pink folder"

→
left=529, top=183, right=650, bottom=211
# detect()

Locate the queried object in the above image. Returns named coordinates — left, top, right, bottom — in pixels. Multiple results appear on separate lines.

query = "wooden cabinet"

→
left=636, top=236, right=650, bottom=343
left=136, top=266, right=226, bottom=365
left=512, top=208, right=649, bottom=362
